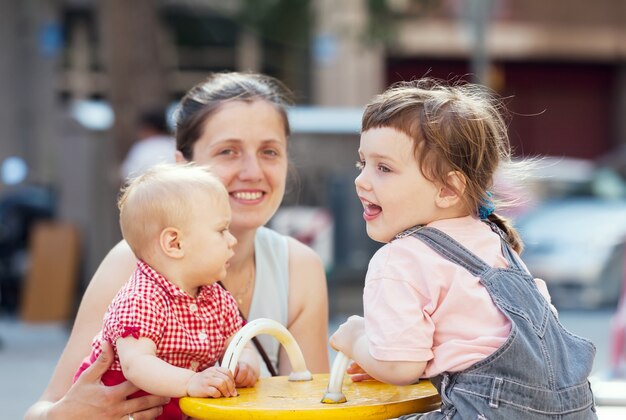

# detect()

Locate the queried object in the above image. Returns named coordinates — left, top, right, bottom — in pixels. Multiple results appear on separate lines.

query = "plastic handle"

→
left=222, top=318, right=312, bottom=382
left=321, top=351, right=350, bottom=404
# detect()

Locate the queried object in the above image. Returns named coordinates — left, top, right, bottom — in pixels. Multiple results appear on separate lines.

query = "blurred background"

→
left=2, top=0, right=626, bottom=418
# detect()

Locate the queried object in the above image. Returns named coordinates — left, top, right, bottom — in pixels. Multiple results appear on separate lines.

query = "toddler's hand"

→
left=329, top=315, right=365, bottom=356
left=186, top=366, right=236, bottom=398
left=347, top=361, right=374, bottom=382
left=234, top=361, right=259, bottom=388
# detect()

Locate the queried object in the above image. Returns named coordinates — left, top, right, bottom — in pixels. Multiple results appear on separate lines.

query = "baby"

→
left=74, top=163, right=259, bottom=419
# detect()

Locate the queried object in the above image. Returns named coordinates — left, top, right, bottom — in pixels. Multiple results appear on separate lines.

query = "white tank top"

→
left=248, top=226, right=289, bottom=377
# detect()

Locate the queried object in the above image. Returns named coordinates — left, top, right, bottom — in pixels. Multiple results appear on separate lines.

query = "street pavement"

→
left=1, top=307, right=624, bottom=419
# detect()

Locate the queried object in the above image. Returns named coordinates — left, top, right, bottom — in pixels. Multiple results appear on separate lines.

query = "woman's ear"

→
left=435, top=171, right=466, bottom=209
left=160, top=227, right=184, bottom=258
left=174, top=150, right=186, bottom=164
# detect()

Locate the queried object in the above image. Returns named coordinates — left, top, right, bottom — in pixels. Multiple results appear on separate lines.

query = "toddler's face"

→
left=183, top=191, right=237, bottom=286
left=355, top=127, right=440, bottom=243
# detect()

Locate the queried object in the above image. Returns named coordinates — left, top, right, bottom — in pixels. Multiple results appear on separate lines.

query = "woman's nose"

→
left=238, top=153, right=263, bottom=181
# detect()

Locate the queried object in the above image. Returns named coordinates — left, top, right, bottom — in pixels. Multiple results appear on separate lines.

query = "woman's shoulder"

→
left=105, top=239, right=137, bottom=266
left=285, top=235, right=325, bottom=277
left=257, top=226, right=323, bottom=266
left=88, top=239, right=137, bottom=299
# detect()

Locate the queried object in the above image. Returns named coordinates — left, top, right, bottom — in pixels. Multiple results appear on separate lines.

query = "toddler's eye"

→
left=355, top=160, right=365, bottom=170
left=377, top=164, right=390, bottom=173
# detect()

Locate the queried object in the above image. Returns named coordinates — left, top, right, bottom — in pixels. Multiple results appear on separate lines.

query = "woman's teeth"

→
left=232, top=191, right=263, bottom=200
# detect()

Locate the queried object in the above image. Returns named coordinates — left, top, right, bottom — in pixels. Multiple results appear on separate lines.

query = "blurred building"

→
left=2, top=0, right=626, bottom=293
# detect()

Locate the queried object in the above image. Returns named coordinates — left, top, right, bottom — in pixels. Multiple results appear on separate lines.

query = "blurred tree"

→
left=366, top=0, right=441, bottom=44
left=97, top=0, right=169, bottom=162
left=235, top=0, right=313, bottom=101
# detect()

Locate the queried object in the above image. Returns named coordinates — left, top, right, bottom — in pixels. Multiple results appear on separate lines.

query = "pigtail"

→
left=487, top=212, right=523, bottom=254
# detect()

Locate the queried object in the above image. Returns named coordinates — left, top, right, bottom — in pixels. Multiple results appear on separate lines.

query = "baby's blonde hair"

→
left=362, top=78, right=523, bottom=252
left=118, top=163, right=226, bottom=260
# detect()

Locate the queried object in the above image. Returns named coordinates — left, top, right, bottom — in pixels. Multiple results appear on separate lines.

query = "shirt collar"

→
left=137, top=260, right=219, bottom=302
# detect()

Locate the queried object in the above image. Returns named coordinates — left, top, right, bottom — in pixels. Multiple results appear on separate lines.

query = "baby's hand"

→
left=234, top=361, right=259, bottom=388
left=186, top=366, right=237, bottom=398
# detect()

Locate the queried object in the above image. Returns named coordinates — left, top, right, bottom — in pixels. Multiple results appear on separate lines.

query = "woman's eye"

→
left=262, top=149, right=279, bottom=157
left=355, top=160, right=365, bottom=170
left=217, top=148, right=236, bottom=156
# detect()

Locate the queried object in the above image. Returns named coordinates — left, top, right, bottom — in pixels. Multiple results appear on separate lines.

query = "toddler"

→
left=330, top=79, right=596, bottom=419
left=74, top=163, right=259, bottom=419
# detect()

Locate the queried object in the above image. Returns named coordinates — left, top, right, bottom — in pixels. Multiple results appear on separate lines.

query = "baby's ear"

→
left=160, top=227, right=184, bottom=258
left=436, top=171, right=466, bottom=208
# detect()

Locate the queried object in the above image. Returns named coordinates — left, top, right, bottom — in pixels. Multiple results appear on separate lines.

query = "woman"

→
left=26, top=72, right=329, bottom=419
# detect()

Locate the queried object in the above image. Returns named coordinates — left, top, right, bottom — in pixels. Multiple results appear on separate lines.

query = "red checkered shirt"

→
left=89, top=261, right=243, bottom=373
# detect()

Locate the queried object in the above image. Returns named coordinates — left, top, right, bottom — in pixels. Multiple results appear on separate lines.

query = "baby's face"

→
left=181, top=192, right=237, bottom=286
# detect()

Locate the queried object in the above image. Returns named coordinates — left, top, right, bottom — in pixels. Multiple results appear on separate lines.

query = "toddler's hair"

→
left=362, top=78, right=523, bottom=252
left=118, top=163, right=226, bottom=260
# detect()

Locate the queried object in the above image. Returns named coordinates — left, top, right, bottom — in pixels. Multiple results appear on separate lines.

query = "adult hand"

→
left=187, top=366, right=236, bottom=398
left=48, top=341, right=169, bottom=420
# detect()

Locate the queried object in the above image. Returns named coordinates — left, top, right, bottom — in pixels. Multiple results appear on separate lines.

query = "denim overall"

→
left=402, top=225, right=597, bottom=419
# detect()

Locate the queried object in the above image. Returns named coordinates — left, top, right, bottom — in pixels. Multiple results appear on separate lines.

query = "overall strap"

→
left=410, top=227, right=494, bottom=277
left=485, top=221, right=527, bottom=273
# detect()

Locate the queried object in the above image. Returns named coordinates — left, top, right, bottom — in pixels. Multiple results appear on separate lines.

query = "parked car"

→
left=516, top=197, right=626, bottom=309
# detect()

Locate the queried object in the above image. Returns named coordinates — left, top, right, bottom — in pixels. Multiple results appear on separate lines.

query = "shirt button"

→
left=198, top=332, right=208, bottom=341
left=190, top=361, right=199, bottom=371
left=189, top=303, right=198, bottom=313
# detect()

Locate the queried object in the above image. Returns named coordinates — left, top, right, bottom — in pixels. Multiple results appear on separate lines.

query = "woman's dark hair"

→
left=175, top=72, right=293, bottom=160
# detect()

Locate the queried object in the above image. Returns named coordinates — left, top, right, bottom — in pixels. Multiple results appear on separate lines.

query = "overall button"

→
left=189, top=303, right=198, bottom=313
left=198, top=332, right=208, bottom=341
left=189, top=361, right=199, bottom=371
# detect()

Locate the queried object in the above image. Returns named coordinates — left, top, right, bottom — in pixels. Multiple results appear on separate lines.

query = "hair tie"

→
left=478, top=191, right=495, bottom=219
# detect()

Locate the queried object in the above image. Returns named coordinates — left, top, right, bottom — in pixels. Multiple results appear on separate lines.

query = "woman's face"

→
left=184, top=100, right=288, bottom=233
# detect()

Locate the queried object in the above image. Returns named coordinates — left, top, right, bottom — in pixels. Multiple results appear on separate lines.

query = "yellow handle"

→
left=222, top=318, right=312, bottom=382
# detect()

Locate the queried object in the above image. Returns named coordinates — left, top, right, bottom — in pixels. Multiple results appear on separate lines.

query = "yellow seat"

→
left=181, top=374, right=440, bottom=419
left=179, top=318, right=441, bottom=419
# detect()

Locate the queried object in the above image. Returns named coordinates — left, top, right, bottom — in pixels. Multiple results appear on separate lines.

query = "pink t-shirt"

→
left=363, top=216, right=552, bottom=378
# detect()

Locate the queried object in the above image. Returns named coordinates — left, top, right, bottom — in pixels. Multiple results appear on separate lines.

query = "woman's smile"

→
left=230, top=189, right=265, bottom=204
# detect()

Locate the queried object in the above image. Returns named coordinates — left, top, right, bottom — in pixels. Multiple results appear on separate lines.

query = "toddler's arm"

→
left=330, top=316, right=426, bottom=386
left=116, top=336, right=237, bottom=398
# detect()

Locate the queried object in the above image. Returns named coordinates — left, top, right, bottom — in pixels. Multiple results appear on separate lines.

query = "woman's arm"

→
left=25, top=241, right=168, bottom=419
left=26, top=341, right=168, bottom=420
left=279, top=238, right=329, bottom=375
